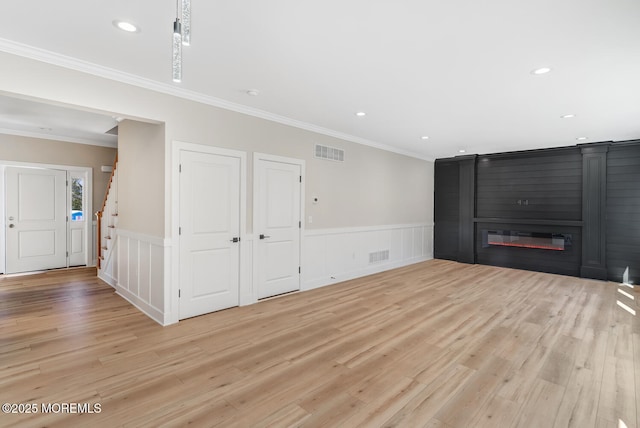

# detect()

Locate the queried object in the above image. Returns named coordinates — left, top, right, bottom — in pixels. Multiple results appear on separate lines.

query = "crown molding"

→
left=0, top=38, right=432, bottom=162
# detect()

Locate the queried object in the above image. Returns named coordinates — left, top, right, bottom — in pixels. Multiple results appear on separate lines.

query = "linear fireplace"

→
left=482, top=230, right=572, bottom=251
left=475, top=223, right=581, bottom=277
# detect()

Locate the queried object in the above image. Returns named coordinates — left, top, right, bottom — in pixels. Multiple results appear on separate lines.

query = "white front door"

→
left=5, top=167, right=68, bottom=274
left=255, top=156, right=302, bottom=299
left=179, top=150, right=241, bottom=319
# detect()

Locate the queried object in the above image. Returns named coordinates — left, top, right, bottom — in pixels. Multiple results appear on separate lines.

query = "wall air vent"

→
left=369, top=250, right=389, bottom=264
left=315, top=144, right=345, bottom=162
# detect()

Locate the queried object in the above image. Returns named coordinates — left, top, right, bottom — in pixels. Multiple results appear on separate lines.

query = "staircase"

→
left=96, top=155, right=118, bottom=283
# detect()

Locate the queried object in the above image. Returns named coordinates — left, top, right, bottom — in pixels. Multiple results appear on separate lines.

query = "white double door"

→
left=178, top=148, right=303, bottom=320
left=5, top=167, right=68, bottom=274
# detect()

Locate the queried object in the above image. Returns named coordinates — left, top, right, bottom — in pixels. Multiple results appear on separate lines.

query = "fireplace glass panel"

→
left=482, top=230, right=572, bottom=251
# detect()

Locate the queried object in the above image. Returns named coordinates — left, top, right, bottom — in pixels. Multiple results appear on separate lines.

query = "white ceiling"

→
left=1, top=0, right=639, bottom=159
left=0, top=96, right=118, bottom=147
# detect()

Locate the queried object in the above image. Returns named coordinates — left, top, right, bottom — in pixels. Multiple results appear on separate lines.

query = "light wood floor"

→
left=0, top=260, right=638, bottom=427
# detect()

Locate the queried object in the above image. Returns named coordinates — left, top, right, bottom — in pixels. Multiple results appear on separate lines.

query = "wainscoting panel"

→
left=99, top=236, right=117, bottom=287
left=139, top=243, right=151, bottom=303
left=91, top=221, right=97, bottom=266
left=98, top=229, right=168, bottom=325
left=325, top=232, right=359, bottom=280
left=303, top=223, right=434, bottom=290
left=101, top=226, right=431, bottom=325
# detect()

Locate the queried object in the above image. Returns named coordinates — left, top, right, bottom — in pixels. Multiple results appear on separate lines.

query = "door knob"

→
left=259, top=234, right=271, bottom=239
left=230, top=237, right=240, bottom=243
left=9, top=224, right=15, bottom=228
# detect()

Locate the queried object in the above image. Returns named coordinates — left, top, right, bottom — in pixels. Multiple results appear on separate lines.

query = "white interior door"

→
left=5, top=167, right=68, bottom=274
left=179, top=150, right=241, bottom=319
left=255, top=157, right=302, bottom=299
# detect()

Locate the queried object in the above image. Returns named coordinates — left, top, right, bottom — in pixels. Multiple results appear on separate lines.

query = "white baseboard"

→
left=97, top=270, right=116, bottom=288
left=116, top=285, right=164, bottom=326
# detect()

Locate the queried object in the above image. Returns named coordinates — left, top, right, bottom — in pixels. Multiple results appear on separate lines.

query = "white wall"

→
left=117, top=120, right=165, bottom=236
left=0, top=51, right=435, bottom=325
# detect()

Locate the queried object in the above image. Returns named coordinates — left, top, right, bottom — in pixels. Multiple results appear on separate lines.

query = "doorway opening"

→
left=0, top=161, right=93, bottom=275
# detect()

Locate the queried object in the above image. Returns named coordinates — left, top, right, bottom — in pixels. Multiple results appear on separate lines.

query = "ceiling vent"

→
left=315, top=144, right=344, bottom=162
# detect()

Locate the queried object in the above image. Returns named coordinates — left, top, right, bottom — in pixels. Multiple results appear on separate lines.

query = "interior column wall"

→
left=117, top=120, right=165, bottom=236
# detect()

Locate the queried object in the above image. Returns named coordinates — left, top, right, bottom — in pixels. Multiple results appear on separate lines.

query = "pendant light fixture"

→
left=172, top=16, right=182, bottom=82
left=181, top=0, right=191, bottom=46
left=172, top=0, right=191, bottom=82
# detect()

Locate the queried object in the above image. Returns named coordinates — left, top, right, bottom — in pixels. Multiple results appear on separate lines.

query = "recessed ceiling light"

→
left=355, top=112, right=366, bottom=117
left=113, top=20, right=139, bottom=33
left=531, top=67, right=551, bottom=75
left=561, top=114, right=575, bottom=119
left=576, top=137, right=588, bottom=141
left=421, top=136, right=430, bottom=140
left=246, top=89, right=260, bottom=97
left=458, top=149, right=466, bottom=153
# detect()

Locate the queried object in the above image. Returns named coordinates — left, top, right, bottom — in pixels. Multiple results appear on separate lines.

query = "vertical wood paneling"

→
left=436, top=147, right=584, bottom=277
left=607, top=143, right=640, bottom=284
left=458, top=156, right=476, bottom=264
left=476, top=149, right=582, bottom=220
left=435, top=142, right=640, bottom=282
left=580, top=144, right=608, bottom=280
left=434, top=160, right=459, bottom=260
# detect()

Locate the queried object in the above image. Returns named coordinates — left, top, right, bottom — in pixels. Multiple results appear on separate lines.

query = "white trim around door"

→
left=169, top=141, right=247, bottom=324
left=0, top=160, right=93, bottom=274
left=252, top=152, right=305, bottom=302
